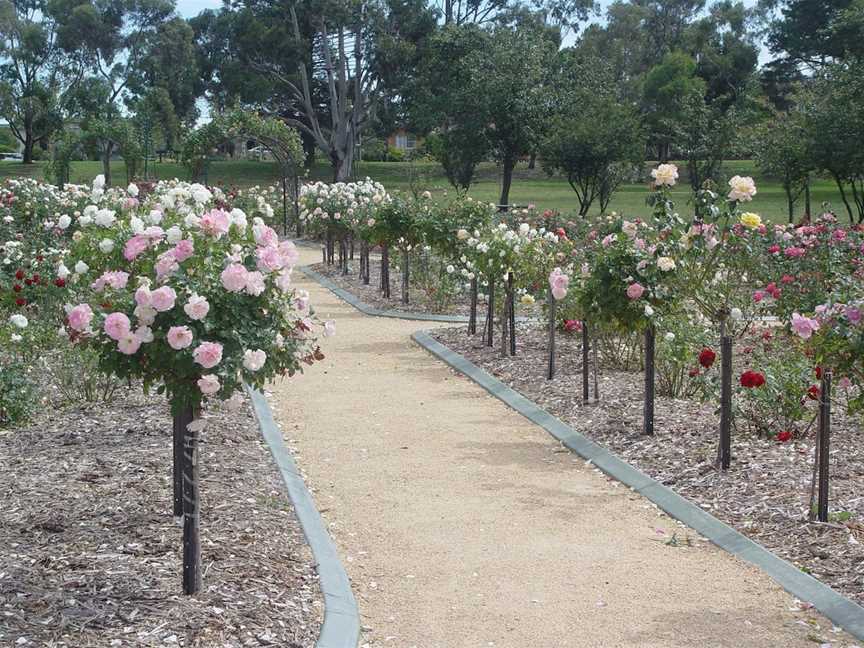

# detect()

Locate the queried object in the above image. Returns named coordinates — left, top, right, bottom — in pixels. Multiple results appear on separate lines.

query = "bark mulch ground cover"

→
left=0, top=386, right=322, bottom=648
left=433, top=321, right=864, bottom=608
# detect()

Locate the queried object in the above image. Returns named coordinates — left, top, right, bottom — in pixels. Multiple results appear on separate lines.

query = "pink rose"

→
left=791, top=312, right=820, bottom=339
left=753, top=290, right=764, bottom=303
left=193, top=341, right=223, bottom=368
left=242, top=349, right=267, bottom=371
left=183, top=294, right=210, bottom=320
left=104, top=312, right=131, bottom=341
left=548, top=268, right=569, bottom=301
left=68, top=304, right=94, bottom=331
left=91, top=270, right=129, bottom=292
left=155, top=250, right=179, bottom=279
left=245, top=271, right=266, bottom=296
left=173, top=239, right=194, bottom=263
left=167, top=325, right=194, bottom=350
left=117, top=332, right=141, bottom=355
left=199, top=209, right=231, bottom=237
left=135, top=286, right=152, bottom=307
left=278, top=241, right=300, bottom=267
left=275, top=269, right=293, bottom=292
left=845, top=306, right=861, bottom=325
left=221, top=263, right=248, bottom=292
left=256, top=246, right=285, bottom=272
left=323, top=320, right=336, bottom=337
left=124, top=235, right=151, bottom=261
left=626, top=283, right=645, bottom=300
left=150, top=286, right=177, bottom=312
left=197, top=374, right=220, bottom=395
left=253, top=223, right=278, bottom=247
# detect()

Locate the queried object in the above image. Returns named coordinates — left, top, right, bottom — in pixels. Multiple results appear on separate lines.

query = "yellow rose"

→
left=520, top=294, right=535, bottom=305
left=739, top=212, right=762, bottom=229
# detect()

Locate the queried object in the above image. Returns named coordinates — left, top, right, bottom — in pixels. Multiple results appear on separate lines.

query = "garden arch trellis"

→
left=181, top=111, right=305, bottom=234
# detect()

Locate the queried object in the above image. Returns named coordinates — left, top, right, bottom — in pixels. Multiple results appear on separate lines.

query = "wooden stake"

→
left=547, top=295, right=556, bottom=380
left=486, top=278, right=495, bottom=347
left=581, top=322, right=589, bottom=403
left=718, top=335, right=733, bottom=470
left=401, top=250, right=409, bottom=304
left=381, top=246, right=390, bottom=298
left=181, top=408, right=200, bottom=594
left=172, top=410, right=193, bottom=518
left=508, top=272, right=516, bottom=356
left=468, top=278, right=477, bottom=335
left=817, top=370, right=832, bottom=522
left=643, top=325, right=655, bottom=436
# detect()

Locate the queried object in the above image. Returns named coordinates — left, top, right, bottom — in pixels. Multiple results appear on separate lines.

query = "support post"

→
left=180, top=407, right=200, bottom=594
left=643, top=325, right=655, bottom=436
left=547, top=295, right=556, bottom=380
left=172, top=409, right=192, bottom=518
left=581, top=322, right=589, bottom=403
left=817, top=370, right=832, bottom=522
left=468, top=277, right=478, bottom=335
left=381, top=245, right=390, bottom=298
left=508, top=272, right=516, bottom=356
left=486, top=278, right=495, bottom=347
left=719, top=335, right=733, bottom=470
left=401, top=250, right=409, bottom=304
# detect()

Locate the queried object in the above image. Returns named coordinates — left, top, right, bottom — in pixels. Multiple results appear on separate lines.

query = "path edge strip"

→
left=246, top=384, right=360, bottom=648
left=410, top=330, right=864, bottom=641
left=298, top=265, right=470, bottom=323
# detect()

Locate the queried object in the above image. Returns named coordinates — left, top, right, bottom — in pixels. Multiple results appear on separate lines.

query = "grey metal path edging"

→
left=246, top=385, right=360, bottom=648
left=410, top=331, right=864, bottom=641
left=298, top=266, right=470, bottom=323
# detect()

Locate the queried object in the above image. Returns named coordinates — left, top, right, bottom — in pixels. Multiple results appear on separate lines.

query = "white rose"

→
left=99, top=238, right=115, bottom=253
left=651, top=164, right=678, bottom=187
left=127, top=183, right=139, bottom=197
left=243, top=349, right=267, bottom=372
left=92, top=174, right=106, bottom=190
left=147, top=209, right=163, bottom=225
left=664, top=332, right=675, bottom=342
left=657, top=256, right=676, bottom=272
left=166, top=226, right=183, bottom=244
left=57, top=214, right=72, bottom=230
left=94, top=209, right=116, bottom=227
left=727, top=175, right=757, bottom=202
left=130, top=216, right=145, bottom=234
left=9, top=314, right=28, bottom=328
left=644, top=304, right=655, bottom=316
left=57, top=263, right=70, bottom=279
left=730, top=307, right=743, bottom=320
left=446, top=265, right=455, bottom=274
left=74, top=260, right=89, bottom=274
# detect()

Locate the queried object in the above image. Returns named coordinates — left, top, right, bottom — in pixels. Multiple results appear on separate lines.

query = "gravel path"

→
left=268, top=246, right=860, bottom=648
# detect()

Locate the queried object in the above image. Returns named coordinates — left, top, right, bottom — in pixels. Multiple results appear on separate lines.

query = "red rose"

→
left=776, top=431, right=793, bottom=442
left=698, top=347, right=716, bottom=369
left=556, top=227, right=568, bottom=240
left=14, top=269, right=24, bottom=280
left=807, top=385, right=820, bottom=400
left=15, top=298, right=26, bottom=306
left=12, top=284, right=22, bottom=292
left=563, top=319, right=581, bottom=332
left=740, top=370, right=766, bottom=388
left=815, top=366, right=822, bottom=380
left=32, top=274, right=40, bottom=283
left=54, top=278, right=66, bottom=288
left=688, top=367, right=700, bottom=377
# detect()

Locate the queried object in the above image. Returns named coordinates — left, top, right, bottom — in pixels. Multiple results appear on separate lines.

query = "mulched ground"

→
left=0, top=386, right=322, bottom=647
left=433, top=322, right=864, bottom=607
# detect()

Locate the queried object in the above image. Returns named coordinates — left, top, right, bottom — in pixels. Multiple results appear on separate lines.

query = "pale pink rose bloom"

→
left=134, top=304, right=157, bottom=326
left=278, top=241, right=300, bottom=267
left=845, top=305, right=862, bottom=325
left=275, top=269, right=292, bottom=292
left=791, top=312, right=820, bottom=339
left=197, top=374, right=220, bottom=395
left=727, top=175, right=757, bottom=202
left=184, top=295, right=210, bottom=320
left=135, top=286, right=152, bottom=307
left=548, top=268, right=569, bottom=300
left=68, top=304, right=94, bottom=331
left=124, top=235, right=151, bottom=261
left=221, top=263, right=249, bottom=292
left=117, top=332, right=141, bottom=355
left=256, top=246, right=284, bottom=272
left=199, top=209, right=231, bottom=237
left=91, top=270, right=130, bottom=292
left=143, top=226, right=165, bottom=240
left=601, top=233, right=617, bottom=247
left=173, top=239, right=195, bottom=263
left=134, top=326, right=154, bottom=343
left=253, top=223, right=278, bottom=247
left=123, top=197, right=139, bottom=210
left=243, top=349, right=267, bottom=371
left=167, top=325, right=194, bottom=350
left=626, top=283, right=645, bottom=300
left=193, top=341, right=223, bottom=368
left=155, top=251, right=179, bottom=279
left=150, top=286, right=177, bottom=312
left=323, top=320, right=336, bottom=337
left=104, top=312, right=132, bottom=341
left=839, top=376, right=853, bottom=390
left=244, top=271, right=266, bottom=296
left=295, top=289, right=310, bottom=311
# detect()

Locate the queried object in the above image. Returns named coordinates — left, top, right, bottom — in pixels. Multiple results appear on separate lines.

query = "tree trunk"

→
left=527, top=152, right=536, bottom=170
left=333, top=144, right=354, bottom=182
left=499, top=153, right=515, bottom=208
left=804, top=176, right=811, bottom=219
left=103, top=141, right=114, bottom=188
left=181, top=408, right=201, bottom=594
left=22, top=131, right=35, bottom=165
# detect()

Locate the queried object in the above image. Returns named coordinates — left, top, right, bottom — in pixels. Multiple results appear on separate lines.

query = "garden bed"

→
left=433, top=322, right=864, bottom=606
left=0, top=385, right=322, bottom=647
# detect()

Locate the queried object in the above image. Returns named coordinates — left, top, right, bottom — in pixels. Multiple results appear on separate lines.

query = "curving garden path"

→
left=269, top=246, right=853, bottom=648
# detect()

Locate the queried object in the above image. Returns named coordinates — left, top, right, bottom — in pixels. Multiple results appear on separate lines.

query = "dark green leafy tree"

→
left=754, top=110, right=811, bottom=222
left=763, top=0, right=862, bottom=65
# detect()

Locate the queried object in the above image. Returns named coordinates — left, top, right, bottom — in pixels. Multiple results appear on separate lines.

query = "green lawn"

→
left=0, top=158, right=844, bottom=224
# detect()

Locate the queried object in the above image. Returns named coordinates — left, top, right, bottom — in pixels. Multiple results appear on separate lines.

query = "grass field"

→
left=0, top=158, right=844, bottom=224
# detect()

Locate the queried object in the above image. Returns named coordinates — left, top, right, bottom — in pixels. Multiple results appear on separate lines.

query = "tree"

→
left=800, top=63, right=864, bottom=223
left=764, top=0, right=861, bottom=66
left=754, top=111, right=811, bottom=222
left=541, top=53, right=644, bottom=216
left=0, top=0, right=83, bottom=163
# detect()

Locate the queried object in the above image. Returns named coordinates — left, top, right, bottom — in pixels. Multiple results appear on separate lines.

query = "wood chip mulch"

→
left=0, top=387, right=322, bottom=647
left=433, top=322, right=864, bottom=607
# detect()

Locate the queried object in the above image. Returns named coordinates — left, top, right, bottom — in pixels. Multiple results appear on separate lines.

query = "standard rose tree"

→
left=61, top=176, right=335, bottom=594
